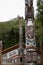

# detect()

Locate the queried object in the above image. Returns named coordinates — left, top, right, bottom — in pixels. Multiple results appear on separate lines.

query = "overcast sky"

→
left=0, top=0, right=37, bottom=22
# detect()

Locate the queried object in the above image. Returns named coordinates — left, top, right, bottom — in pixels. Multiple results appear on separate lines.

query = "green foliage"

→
left=0, top=18, right=25, bottom=49
left=35, top=0, right=43, bottom=47
left=3, top=28, right=19, bottom=49
left=37, top=0, right=43, bottom=25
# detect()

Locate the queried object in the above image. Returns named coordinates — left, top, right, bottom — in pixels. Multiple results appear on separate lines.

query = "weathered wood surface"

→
left=2, top=63, right=37, bottom=65
left=2, top=63, right=24, bottom=65
left=2, top=63, right=19, bottom=65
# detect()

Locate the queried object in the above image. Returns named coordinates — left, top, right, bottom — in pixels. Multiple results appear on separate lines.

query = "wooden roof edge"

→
left=1, top=43, right=25, bottom=53
left=1, top=43, right=19, bottom=53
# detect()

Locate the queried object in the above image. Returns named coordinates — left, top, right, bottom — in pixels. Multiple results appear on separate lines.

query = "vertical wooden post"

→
left=18, top=17, right=24, bottom=65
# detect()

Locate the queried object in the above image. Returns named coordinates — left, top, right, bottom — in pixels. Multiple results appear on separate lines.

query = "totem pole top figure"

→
left=25, top=0, right=34, bottom=20
left=25, top=0, right=33, bottom=6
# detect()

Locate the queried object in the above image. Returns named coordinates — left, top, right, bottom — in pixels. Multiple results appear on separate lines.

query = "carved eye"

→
left=27, top=43, right=29, bottom=45
left=33, top=43, right=35, bottom=45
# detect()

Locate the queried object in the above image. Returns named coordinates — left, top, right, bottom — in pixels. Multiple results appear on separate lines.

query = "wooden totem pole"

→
left=25, top=0, right=37, bottom=65
left=18, top=17, right=24, bottom=65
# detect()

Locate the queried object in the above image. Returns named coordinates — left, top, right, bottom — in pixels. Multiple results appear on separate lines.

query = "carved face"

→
left=27, top=30, right=34, bottom=39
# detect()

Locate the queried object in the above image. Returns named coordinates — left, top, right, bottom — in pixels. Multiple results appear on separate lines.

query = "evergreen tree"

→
left=35, top=0, right=43, bottom=47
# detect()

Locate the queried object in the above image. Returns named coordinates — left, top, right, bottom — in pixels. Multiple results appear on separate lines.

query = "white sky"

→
left=0, top=0, right=37, bottom=22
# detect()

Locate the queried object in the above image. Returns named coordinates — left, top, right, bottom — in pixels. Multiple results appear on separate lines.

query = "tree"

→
left=35, top=0, right=43, bottom=47
left=37, top=0, right=43, bottom=25
left=3, top=28, right=19, bottom=49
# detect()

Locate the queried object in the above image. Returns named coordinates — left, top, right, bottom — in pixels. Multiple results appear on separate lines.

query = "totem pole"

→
left=18, top=17, right=24, bottom=65
left=25, top=0, right=37, bottom=65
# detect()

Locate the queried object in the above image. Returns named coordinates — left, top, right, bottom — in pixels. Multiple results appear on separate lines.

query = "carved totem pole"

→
left=25, top=0, right=37, bottom=64
left=18, top=17, right=24, bottom=64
